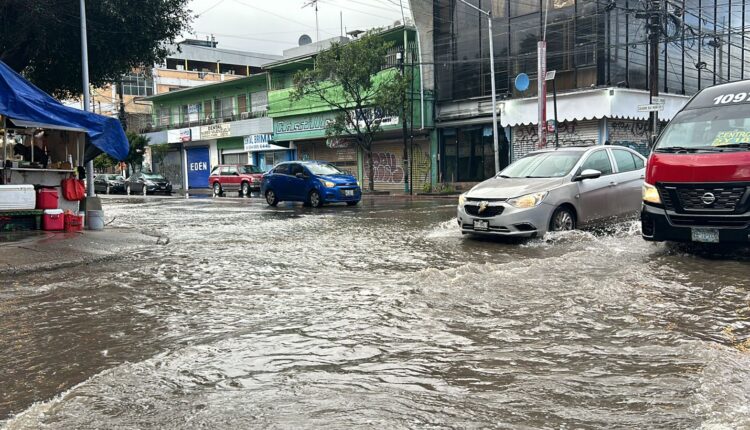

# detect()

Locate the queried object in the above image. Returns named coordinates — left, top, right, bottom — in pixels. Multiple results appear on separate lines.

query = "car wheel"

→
left=265, top=190, right=278, bottom=206
left=213, top=182, right=222, bottom=197
left=550, top=206, right=576, bottom=232
left=308, top=190, right=323, bottom=208
left=346, top=200, right=359, bottom=206
left=126, top=184, right=131, bottom=196
left=241, top=182, right=251, bottom=197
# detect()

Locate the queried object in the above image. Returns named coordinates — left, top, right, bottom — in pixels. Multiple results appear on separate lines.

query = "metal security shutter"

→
left=607, top=119, right=651, bottom=156
left=298, top=140, right=359, bottom=179
left=512, top=120, right=600, bottom=161
left=362, top=138, right=431, bottom=193
left=154, top=149, right=184, bottom=190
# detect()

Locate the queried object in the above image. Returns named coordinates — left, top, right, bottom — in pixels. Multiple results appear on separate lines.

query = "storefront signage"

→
left=274, top=116, right=333, bottom=135
left=201, top=123, right=231, bottom=139
left=326, top=138, right=352, bottom=149
left=167, top=127, right=195, bottom=143
left=243, top=134, right=286, bottom=152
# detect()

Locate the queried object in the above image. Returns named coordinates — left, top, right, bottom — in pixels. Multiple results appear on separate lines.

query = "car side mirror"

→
left=295, top=172, right=305, bottom=179
left=575, top=169, right=602, bottom=181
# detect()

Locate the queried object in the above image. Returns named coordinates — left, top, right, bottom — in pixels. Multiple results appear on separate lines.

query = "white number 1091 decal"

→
left=713, top=92, right=748, bottom=105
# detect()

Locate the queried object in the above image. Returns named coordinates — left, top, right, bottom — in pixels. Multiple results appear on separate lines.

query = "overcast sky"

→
left=186, top=0, right=409, bottom=55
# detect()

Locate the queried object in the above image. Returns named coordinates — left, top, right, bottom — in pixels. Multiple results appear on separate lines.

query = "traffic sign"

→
left=638, top=104, right=664, bottom=112
left=545, top=70, right=557, bottom=81
left=652, top=96, right=666, bottom=105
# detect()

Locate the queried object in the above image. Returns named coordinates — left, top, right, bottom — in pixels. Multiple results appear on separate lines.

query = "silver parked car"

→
left=457, top=146, right=646, bottom=238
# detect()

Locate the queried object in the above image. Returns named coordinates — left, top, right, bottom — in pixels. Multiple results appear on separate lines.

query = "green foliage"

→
left=0, top=0, right=192, bottom=98
left=149, top=143, right=170, bottom=167
left=291, top=31, right=410, bottom=191
left=124, top=132, right=149, bottom=173
left=93, top=153, right=116, bottom=171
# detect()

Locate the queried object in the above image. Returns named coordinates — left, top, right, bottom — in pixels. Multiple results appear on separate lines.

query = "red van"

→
left=641, top=80, right=750, bottom=244
left=209, top=164, right=264, bottom=197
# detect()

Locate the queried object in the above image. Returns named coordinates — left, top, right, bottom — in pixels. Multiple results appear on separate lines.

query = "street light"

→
left=456, top=0, right=500, bottom=174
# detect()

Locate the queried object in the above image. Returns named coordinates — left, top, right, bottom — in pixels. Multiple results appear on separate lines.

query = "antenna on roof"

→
left=302, top=0, right=320, bottom=43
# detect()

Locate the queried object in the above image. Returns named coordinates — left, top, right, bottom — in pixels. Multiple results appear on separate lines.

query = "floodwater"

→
left=1, top=196, right=749, bottom=429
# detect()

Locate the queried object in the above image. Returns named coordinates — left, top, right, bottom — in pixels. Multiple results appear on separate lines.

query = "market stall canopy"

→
left=0, top=60, right=129, bottom=161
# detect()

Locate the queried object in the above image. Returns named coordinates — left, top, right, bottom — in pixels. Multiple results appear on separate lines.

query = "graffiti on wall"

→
left=608, top=120, right=650, bottom=156
left=362, top=147, right=432, bottom=186
left=513, top=120, right=598, bottom=160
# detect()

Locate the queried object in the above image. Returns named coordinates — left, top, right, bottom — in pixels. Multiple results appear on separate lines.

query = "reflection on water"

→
left=1, top=197, right=749, bottom=429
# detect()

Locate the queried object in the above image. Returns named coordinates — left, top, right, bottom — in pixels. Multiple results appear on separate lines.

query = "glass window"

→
left=656, top=106, right=750, bottom=150
left=121, top=72, right=154, bottom=96
left=633, top=154, right=645, bottom=169
left=580, top=150, right=613, bottom=175
left=612, top=149, right=637, bottom=172
left=289, top=164, right=305, bottom=176
left=510, top=0, right=539, bottom=16
left=501, top=151, right=582, bottom=178
left=306, top=163, right=344, bottom=175
left=250, top=91, right=268, bottom=112
left=241, top=165, right=263, bottom=174
left=222, top=153, right=248, bottom=165
left=273, top=164, right=290, bottom=175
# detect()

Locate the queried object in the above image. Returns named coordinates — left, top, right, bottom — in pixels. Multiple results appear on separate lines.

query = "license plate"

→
left=473, top=220, right=489, bottom=231
left=691, top=228, right=720, bottom=243
left=345, top=190, right=354, bottom=197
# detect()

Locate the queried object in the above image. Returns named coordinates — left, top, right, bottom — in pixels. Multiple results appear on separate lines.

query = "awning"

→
left=499, top=88, right=691, bottom=127
left=0, top=60, right=129, bottom=161
left=9, top=118, right=88, bottom=133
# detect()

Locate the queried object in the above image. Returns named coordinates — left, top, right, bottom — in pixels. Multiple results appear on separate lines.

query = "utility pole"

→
left=399, top=46, right=409, bottom=193
left=117, top=79, right=127, bottom=131
left=80, top=0, right=94, bottom=197
left=638, top=0, right=662, bottom=142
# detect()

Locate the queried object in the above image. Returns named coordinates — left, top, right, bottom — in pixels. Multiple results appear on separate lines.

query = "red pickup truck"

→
left=642, top=80, right=750, bottom=244
left=209, top=164, right=265, bottom=197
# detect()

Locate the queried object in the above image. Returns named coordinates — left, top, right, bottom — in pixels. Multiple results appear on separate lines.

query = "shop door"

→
left=186, top=147, right=211, bottom=188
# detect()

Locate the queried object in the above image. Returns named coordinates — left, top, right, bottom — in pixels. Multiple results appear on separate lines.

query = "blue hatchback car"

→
left=261, top=161, right=362, bottom=207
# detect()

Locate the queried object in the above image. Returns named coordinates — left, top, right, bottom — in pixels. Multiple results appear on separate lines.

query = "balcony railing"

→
left=141, top=110, right=268, bottom=133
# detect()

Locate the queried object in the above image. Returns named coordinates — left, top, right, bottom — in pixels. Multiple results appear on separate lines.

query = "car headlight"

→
left=319, top=179, right=335, bottom=188
left=508, top=192, right=548, bottom=209
left=642, top=183, right=661, bottom=204
left=458, top=193, right=467, bottom=206
left=356, top=180, right=361, bottom=187
left=144, top=180, right=155, bottom=186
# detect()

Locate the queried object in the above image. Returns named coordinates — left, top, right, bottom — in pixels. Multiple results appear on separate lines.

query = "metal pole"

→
left=488, top=16, right=500, bottom=174
left=538, top=41, right=547, bottom=149
left=649, top=0, right=660, bottom=142
left=80, top=0, right=94, bottom=197
left=553, top=78, right=559, bottom=148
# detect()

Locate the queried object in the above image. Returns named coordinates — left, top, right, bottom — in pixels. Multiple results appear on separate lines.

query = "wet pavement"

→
left=1, top=195, right=749, bottom=429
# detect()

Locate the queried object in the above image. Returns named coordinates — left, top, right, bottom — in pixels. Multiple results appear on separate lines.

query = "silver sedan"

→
left=457, top=146, right=647, bottom=238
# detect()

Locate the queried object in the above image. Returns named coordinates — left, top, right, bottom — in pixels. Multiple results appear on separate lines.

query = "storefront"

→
left=438, top=124, right=511, bottom=184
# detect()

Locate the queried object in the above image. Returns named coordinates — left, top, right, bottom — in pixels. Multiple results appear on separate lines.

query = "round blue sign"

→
left=515, top=73, right=530, bottom=92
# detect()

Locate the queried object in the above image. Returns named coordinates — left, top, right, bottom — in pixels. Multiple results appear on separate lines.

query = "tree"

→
left=0, top=0, right=192, bottom=98
left=291, top=32, right=409, bottom=192
left=93, top=153, right=116, bottom=171
left=124, top=132, right=149, bottom=177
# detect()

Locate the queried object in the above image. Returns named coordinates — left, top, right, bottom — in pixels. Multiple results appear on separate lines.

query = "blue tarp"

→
left=0, top=60, right=129, bottom=161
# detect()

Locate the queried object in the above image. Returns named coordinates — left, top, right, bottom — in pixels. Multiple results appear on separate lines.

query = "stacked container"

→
left=0, top=185, right=36, bottom=210
left=36, top=188, right=59, bottom=210
left=42, top=209, right=65, bottom=231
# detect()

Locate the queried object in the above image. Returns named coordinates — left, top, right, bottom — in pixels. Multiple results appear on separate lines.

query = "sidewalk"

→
left=176, top=188, right=461, bottom=200
left=0, top=228, right=158, bottom=276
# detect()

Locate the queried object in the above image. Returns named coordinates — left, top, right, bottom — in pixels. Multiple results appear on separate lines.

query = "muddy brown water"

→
left=1, top=196, right=749, bottom=429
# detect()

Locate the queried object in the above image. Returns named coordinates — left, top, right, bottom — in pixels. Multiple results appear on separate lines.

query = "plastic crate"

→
left=64, top=213, right=84, bottom=232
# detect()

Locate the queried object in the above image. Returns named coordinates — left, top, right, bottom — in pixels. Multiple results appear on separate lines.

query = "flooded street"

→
left=2, top=196, right=749, bottom=429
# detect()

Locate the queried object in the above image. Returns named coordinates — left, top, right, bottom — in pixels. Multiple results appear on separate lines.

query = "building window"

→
left=222, top=153, right=248, bottom=165
left=121, top=73, right=154, bottom=96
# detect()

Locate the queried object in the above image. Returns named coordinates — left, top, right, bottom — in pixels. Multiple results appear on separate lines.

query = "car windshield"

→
left=106, top=175, right=122, bottom=180
left=241, top=165, right=263, bottom=174
left=306, top=163, right=344, bottom=175
left=499, top=152, right=583, bottom=178
left=142, top=173, right=165, bottom=180
left=655, top=105, right=750, bottom=151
